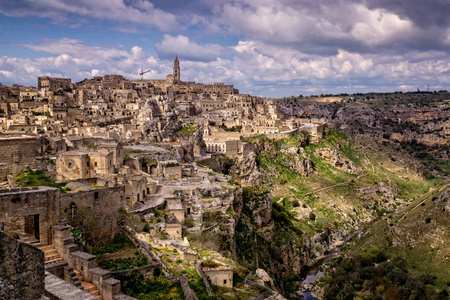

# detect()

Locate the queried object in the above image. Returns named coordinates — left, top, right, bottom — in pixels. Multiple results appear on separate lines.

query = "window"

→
left=94, top=192, right=99, bottom=199
left=223, top=280, right=227, bottom=284
left=68, top=162, right=72, bottom=168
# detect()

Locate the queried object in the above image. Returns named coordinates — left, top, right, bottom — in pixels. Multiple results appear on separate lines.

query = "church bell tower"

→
left=173, top=55, right=180, bottom=82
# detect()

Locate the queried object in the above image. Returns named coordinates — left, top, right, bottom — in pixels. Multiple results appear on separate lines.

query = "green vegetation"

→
left=184, top=268, right=215, bottom=300
left=348, top=180, right=450, bottom=291
left=220, top=124, right=242, bottom=132
left=98, top=253, right=148, bottom=271
left=91, top=234, right=134, bottom=256
left=176, top=123, right=196, bottom=134
left=202, top=259, right=220, bottom=268
left=322, top=248, right=448, bottom=300
left=235, top=187, right=305, bottom=294
left=13, top=170, right=70, bottom=193
left=123, top=148, right=149, bottom=154
left=31, top=110, right=47, bottom=116
left=115, top=271, right=184, bottom=300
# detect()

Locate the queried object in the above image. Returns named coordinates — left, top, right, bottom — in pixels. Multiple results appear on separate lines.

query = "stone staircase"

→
left=18, top=233, right=63, bottom=265
left=74, top=270, right=103, bottom=299
left=18, top=232, right=40, bottom=244
left=37, top=244, right=64, bottom=265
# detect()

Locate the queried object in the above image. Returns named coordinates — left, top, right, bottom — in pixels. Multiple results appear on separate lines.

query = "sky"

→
left=1, top=0, right=450, bottom=97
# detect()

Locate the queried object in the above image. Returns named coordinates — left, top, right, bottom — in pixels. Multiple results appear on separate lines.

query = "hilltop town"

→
left=0, top=57, right=449, bottom=300
left=0, top=57, right=326, bottom=300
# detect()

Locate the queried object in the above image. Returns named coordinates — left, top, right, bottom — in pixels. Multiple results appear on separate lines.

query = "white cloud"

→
left=155, top=35, right=226, bottom=62
left=0, top=0, right=179, bottom=31
left=2, top=38, right=450, bottom=97
left=350, top=4, right=415, bottom=45
left=206, top=0, right=420, bottom=51
left=0, top=39, right=170, bottom=85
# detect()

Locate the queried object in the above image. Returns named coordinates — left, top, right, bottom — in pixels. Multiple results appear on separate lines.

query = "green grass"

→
left=91, top=234, right=134, bottom=255
left=348, top=180, right=450, bottom=290
left=13, top=170, right=70, bottom=193
left=176, top=124, right=196, bottom=134
left=116, top=272, right=184, bottom=300
left=98, top=253, right=148, bottom=271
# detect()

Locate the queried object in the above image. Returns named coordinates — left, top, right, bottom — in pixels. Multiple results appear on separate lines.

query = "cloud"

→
left=366, top=0, right=450, bottom=28
left=0, top=39, right=170, bottom=85
left=0, top=0, right=179, bottom=31
left=155, top=34, right=226, bottom=62
left=2, top=37, right=450, bottom=97
left=195, top=0, right=449, bottom=55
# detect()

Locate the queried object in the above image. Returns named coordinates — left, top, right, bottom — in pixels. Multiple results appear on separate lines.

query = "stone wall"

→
left=0, top=186, right=60, bottom=244
left=60, top=185, right=125, bottom=217
left=163, top=165, right=182, bottom=180
left=52, top=225, right=123, bottom=300
left=0, top=231, right=45, bottom=299
left=0, top=136, right=37, bottom=180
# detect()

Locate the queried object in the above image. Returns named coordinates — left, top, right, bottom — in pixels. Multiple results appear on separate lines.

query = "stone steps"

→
left=81, top=282, right=96, bottom=293
left=75, top=270, right=103, bottom=299
left=36, top=244, right=64, bottom=265
left=18, top=232, right=39, bottom=244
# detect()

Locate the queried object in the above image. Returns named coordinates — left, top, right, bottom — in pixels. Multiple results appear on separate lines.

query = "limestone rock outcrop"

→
left=315, top=148, right=362, bottom=174
left=255, top=268, right=274, bottom=287
left=231, top=152, right=263, bottom=187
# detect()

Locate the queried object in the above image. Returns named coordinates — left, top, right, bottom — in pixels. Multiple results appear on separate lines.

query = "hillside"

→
left=229, top=129, right=443, bottom=297
left=347, top=179, right=450, bottom=290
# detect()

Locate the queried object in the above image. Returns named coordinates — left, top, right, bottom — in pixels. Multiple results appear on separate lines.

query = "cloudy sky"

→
left=1, top=0, right=450, bottom=97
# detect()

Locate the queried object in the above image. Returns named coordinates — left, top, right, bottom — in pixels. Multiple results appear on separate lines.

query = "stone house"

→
left=89, top=148, right=115, bottom=176
left=38, top=76, right=71, bottom=92
left=56, top=151, right=91, bottom=180
left=46, top=136, right=67, bottom=154
left=0, top=135, right=37, bottom=180
left=119, top=175, right=148, bottom=207
left=98, top=142, right=123, bottom=171
left=159, top=160, right=182, bottom=180
left=203, top=266, right=233, bottom=288
left=180, top=249, right=198, bottom=262
left=165, top=196, right=184, bottom=223
left=0, top=186, right=60, bottom=244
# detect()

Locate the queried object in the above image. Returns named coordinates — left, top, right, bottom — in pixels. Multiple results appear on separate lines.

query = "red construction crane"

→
left=139, top=69, right=151, bottom=80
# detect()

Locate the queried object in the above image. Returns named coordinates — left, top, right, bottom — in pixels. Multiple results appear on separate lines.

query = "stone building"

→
left=180, top=249, right=198, bottom=262
left=98, top=143, right=123, bottom=171
left=119, top=175, right=148, bottom=207
left=56, top=151, right=91, bottom=180
left=0, top=135, right=37, bottom=180
left=165, top=196, right=184, bottom=223
left=38, top=76, right=71, bottom=92
left=60, top=185, right=125, bottom=219
left=173, top=55, right=180, bottom=83
left=0, top=186, right=60, bottom=245
left=203, top=266, right=233, bottom=288
left=158, top=161, right=182, bottom=180
left=89, top=148, right=115, bottom=176
left=56, top=147, right=119, bottom=180
left=203, top=132, right=242, bottom=155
